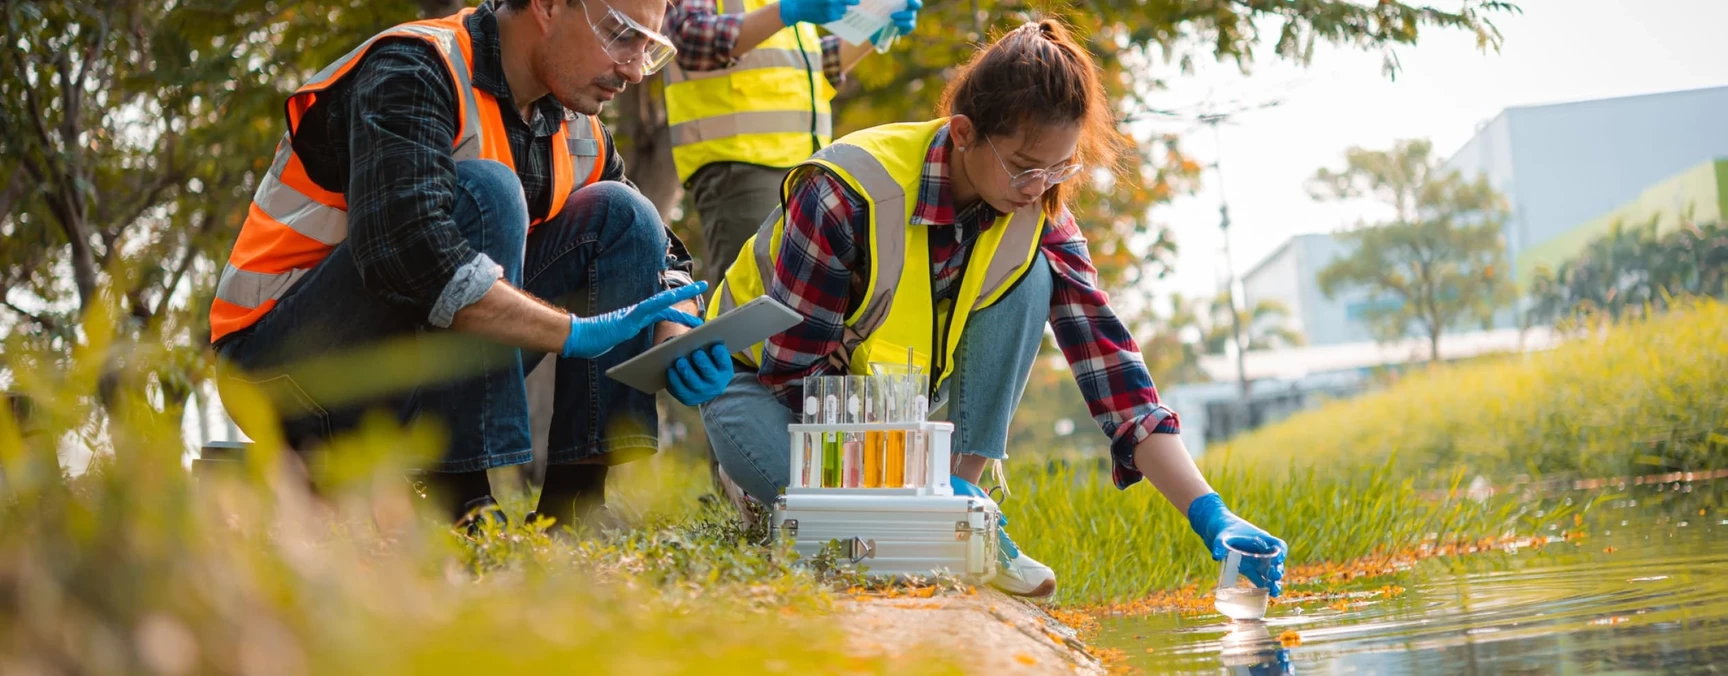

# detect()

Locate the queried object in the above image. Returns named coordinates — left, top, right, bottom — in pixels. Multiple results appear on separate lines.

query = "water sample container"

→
left=1214, top=541, right=1278, bottom=621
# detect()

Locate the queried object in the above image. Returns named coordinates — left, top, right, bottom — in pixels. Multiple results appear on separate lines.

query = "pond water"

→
left=1094, top=478, right=1728, bottom=674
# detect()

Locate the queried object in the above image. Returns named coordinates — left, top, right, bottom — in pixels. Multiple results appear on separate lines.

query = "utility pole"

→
left=1200, top=114, right=1250, bottom=403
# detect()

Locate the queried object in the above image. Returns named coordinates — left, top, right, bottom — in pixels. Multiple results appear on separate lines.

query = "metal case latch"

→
left=846, top=537, right=876, bottom=563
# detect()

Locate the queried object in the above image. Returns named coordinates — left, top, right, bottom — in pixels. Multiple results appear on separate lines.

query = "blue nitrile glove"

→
left=779, top=0, right=858, bottom=26
left=666, top=342, right=733, bottom=406
left=868, top=0, right=920, bottom=43
left=1187, top=493, right=1288, bottom=597
left=888, top=0, right=919, bottom=34
left=562, top=282, right=707, bottom=360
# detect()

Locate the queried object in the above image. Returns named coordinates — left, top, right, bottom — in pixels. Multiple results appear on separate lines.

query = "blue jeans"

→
left=216, top=160, right=669, bottom=473
left=699, top=253, right=1053, bottom=504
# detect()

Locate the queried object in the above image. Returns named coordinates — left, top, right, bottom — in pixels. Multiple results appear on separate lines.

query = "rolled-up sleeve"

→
left=666, top=0, right=745, bottom=72
left=342, top=40, right=479, bottom=323
left=1039, top=208, right=1182, bottom=490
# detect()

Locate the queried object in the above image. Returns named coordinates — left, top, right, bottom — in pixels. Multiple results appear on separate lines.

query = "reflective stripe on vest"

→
left=707, top=118, right=1046, bottom=390
left=210, top=10, right=606, bottom=343
left=663, top=0, right=832, bottom=183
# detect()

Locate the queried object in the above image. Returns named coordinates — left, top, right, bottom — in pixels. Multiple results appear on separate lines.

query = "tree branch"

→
left=150, top=190, right=224, bottom=322
left=0, top=296, right=57, bottom=332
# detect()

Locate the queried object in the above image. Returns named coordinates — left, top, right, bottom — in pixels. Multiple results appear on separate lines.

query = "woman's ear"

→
left=949, top=114, right=975, bottom=151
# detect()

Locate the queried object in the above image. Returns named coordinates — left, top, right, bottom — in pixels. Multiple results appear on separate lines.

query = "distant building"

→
left=1515, top=158, right=1728, bottom=280
left=1242, top=86, right=1728, bottom=348
left=1239, top=233, right=1378, bottom=347
left=1441, top=85, right=1728, bottom=274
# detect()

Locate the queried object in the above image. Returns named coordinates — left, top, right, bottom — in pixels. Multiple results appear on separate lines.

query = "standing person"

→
left=209, top=0, right=734, bottom=530
left=698, top=21, right=1288, bottom=598
left=661, top=0, right=921, bottom=286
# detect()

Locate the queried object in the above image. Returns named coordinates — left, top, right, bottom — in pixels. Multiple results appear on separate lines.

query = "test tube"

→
left=821, top=376, right=842, bottom=488
left=862, top=376, right=884, bottom=488
left=800, top=378, right=820, bottom=488
left=842, top=376, right=864, bottom=488
left=879, top=374, right=904, bottom=488
left=907, top=373, right=930, bottom=488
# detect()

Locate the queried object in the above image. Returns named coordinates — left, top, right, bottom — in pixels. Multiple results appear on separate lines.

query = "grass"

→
left=1004, top=457, right=1544, bottom=606
left=1213, top=299, right=1728, bottom=480
left=0, top=306, right=965, bottom=675
left=1007, top=299, right=1727, bottom=606
left=2, top=299, right=1722, bottom=672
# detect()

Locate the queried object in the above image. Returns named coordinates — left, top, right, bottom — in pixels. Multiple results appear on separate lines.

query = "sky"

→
left=1139, top=0, right=1728, bottom=304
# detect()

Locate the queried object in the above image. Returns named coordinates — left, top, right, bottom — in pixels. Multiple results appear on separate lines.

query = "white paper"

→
left=822, top=0, right=906, bottom=46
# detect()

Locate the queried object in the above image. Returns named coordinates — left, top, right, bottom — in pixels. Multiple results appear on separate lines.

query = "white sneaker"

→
left=991, top=551, right=1058, bottom=598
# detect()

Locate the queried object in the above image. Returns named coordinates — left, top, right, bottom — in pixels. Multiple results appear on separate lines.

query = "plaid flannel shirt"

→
left=665, top=0, right=845, bottom=84
left=759, top=124, right=1181, bottom=489
left=281, top=1, right=696, bottom=326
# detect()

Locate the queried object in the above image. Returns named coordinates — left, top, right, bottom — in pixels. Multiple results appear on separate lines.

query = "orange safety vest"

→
left=210, top=8, right=607, bottom=344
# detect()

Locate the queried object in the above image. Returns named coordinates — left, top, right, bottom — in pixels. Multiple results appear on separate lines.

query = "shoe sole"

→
left=998, top=578, right=1058, bottom=599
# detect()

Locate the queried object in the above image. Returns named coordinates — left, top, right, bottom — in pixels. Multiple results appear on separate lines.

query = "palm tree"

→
left=1200, top=292, right=1305, bottom=355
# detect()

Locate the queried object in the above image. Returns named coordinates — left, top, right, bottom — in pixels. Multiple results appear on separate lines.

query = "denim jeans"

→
left=216, top=160, right=669, bottom=473
left=699, top=253, right=1053, bottom=504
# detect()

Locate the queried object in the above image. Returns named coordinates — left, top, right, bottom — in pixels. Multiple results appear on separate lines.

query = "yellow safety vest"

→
left=708, top=118, right=1046, bottom=390
left=663, top=0, right=833, bottom=184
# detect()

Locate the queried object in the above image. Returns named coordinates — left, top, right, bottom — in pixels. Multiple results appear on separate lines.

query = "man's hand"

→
left=563, top=282, right=706, bottom=360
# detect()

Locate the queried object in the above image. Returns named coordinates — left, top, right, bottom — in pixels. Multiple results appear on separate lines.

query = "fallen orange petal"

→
left=1015, top=653, right=1037, bottom=665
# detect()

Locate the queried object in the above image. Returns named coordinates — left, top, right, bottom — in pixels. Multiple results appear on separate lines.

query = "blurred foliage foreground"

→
left=6, top=299, right=1722, bottom=672
left=0, top=301, right=967, bottom=675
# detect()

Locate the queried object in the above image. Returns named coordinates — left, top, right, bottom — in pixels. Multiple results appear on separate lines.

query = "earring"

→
left=958, top=146, right=967, bottom=152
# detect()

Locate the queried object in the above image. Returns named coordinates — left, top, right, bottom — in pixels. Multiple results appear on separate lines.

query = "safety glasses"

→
left=580, top=0, right=677, bottom=76
left=985, top=136, right=1083, bottom=191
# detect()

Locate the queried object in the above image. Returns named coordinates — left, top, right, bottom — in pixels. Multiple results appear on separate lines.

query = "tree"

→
left=1310, top=139, right=1515, bottom=362
left=1527, top=217, right=1728, bottom=326
left=619, top=1, right=1519, bottom=290
left=1200, top=293, right=1304, bottom=354
left=0, top=0, right=418, bottom=415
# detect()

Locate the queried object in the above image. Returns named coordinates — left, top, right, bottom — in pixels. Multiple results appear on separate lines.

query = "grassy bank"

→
left=5, top=301, right=1721, bottom=671
left=1008, top=299, right=1727, bottom=605
left=0, top=326, right=966, bottom=674
left=1215, top=299, right=1728, bottom=479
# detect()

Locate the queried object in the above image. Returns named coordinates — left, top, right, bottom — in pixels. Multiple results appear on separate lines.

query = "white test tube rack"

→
left=785, top=421, right=954, bottom=496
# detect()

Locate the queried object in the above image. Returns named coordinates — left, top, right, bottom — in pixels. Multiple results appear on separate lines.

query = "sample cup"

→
left=871, top=24, right=898, bottom=54
left=1214, top=541, right=1279, bottom=621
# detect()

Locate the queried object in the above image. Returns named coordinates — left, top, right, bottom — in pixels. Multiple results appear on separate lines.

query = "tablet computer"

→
left=605, top=295, right=803, bottom=394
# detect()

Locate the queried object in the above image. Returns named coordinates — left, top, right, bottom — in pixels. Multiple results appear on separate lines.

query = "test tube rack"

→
left=785, top=421, right=953, bottom=496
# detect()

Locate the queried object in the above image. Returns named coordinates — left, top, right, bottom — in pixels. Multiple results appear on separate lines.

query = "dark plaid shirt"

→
left=760, top=124, right=1181, bottom=489
left=288, top=1, right=695, bottom=315
left=665, top=0, right=845, bottom=84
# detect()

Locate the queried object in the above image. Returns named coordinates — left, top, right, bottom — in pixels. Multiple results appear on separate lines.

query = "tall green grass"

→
left=1005, top=458, right=1532, bottom=605
left=1003, top=300, right=1727, bottom=605
left=1215, top=299, right=1728, bottom=480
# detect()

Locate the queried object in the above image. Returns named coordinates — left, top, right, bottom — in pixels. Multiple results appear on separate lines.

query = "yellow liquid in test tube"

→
left=885, top=431, right=906, bottom=487
left=863, top=431, right=883, bottom=487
